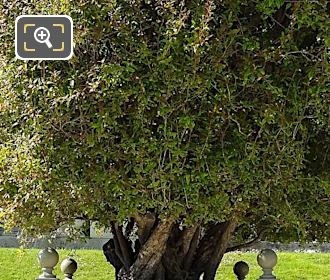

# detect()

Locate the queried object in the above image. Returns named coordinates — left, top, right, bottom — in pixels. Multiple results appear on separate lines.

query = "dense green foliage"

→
left=0, top=0, right=329, bottom=244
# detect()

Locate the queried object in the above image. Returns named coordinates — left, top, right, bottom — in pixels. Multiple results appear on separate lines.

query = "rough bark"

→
left=123, top=218, right=175, bottom=280
left=202, top=220, right=237, bottom=280
left=103, top=215, right=237, bottom=280
left=135, top=212, right=157, bottom=247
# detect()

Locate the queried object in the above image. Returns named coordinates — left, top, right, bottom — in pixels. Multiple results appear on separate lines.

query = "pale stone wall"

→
left=0, top=235, right=111, bottom=249
left=0, top=223, right=329, bottom=251
left=0, top=219, right=113, bottom=249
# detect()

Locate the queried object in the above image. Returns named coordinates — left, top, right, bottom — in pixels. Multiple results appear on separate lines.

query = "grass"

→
left=0, top=248, right=329, bottom=279
left=217, top=252, right=330, bottom=280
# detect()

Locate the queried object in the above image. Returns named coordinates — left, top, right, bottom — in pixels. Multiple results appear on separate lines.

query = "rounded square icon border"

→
left=15, top=15, right=73, bottom=61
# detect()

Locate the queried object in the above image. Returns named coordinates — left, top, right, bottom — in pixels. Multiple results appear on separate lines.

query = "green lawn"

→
left=0, top=248, right=329, bottom=279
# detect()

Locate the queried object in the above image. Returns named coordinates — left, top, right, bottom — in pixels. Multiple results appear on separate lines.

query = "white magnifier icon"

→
left=34, top=27, right=53, bottom=48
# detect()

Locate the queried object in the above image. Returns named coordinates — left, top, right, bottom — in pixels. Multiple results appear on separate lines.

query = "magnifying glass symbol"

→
left=34, top=27, right=53, bottom=48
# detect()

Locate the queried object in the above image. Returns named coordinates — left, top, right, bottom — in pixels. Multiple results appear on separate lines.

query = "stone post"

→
left=233, top=261, right=249, bottom=280
left=61, top=257, right=78, bottom=280
left=36, top=248, right=59, bottom=280
left=257, top=249, right=278, bottom=279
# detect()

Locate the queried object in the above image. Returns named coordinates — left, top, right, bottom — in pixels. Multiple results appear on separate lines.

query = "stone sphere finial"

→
left=257, top=249, right=278, bottom=280
left=36, top=248, right=59, bottom=279
left=233, top=261, right=249, bottom=280
left=61, top=257, right=78, bottom=280
left=257, top=249, right=277, bottom=269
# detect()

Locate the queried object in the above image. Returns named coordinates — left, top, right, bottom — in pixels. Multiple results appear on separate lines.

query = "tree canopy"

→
left=0, top=0, right=330, bottom=279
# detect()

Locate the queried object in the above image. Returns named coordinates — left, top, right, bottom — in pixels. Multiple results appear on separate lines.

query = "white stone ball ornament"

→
left=233, top=261, right=249, bottom=280
left=257, top=249, right=278, bottom=279
left=61, top=257, right=78, bottom=280
left=36, top=248, right=59, bottom=280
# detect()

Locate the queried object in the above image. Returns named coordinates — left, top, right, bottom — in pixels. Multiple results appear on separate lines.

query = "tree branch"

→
left=102, top=239, right=123, bottom=274
left=226, top=230, right=266, bottom=253
left=134, top=212, right=156, bottom=246
left=203, top=219, right=237, bottom=280
left=110, top=222, right=126, bottom=269
left=183, top=225, right=201, bottom=271
left=191, top=222, right=227, bottom=276
left=125, top=218, right=175, bottom=280
left=114, top=223, right=134, bottom=269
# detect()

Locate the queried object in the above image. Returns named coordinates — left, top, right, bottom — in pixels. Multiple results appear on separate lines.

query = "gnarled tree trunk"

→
left=103, top=214, right=237, bottom=280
